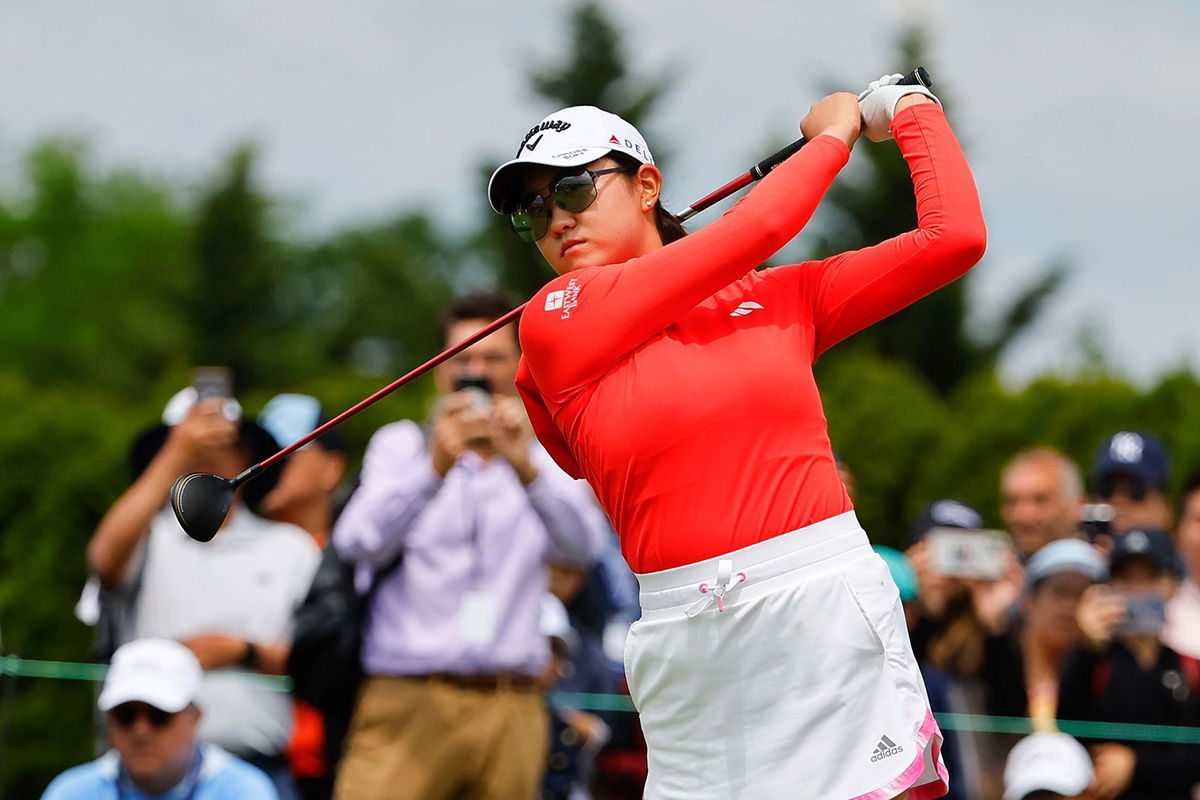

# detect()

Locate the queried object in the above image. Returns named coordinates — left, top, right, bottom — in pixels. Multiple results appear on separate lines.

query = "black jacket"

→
left=1057, top=640, right=1200, bottom=800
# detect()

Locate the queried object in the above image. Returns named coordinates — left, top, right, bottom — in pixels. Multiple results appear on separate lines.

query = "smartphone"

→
left=927, top=527, right=1012, bottom=581
left=1113, top=591, right=1166, bottom=636
left=1081, top=503, right=1116, bottom=542
left=454, top=375, right=493, bottom=412
left=192, top=366, right=232, bottom=401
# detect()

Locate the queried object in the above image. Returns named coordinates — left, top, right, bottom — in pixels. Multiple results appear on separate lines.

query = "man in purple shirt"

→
left=332, top=291, right=607, bottom=800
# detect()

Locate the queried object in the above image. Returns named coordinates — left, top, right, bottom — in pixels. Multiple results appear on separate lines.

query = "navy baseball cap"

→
left=1109, top=528, right=1185, bottom=578
left=911, top=499, right=983, bottom=542
left=1092, top=430, right=1170, bottom=496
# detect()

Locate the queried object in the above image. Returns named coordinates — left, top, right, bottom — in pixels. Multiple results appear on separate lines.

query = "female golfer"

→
left=487, top=77, right=984, bottom=799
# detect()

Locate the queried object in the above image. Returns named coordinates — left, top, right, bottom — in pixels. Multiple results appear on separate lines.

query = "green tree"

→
left=187, top=144, right=280, bottom=390
left=0, top=140, right=194, bottom=395
left=807, top=28, right=1065, bottom=395
left=469, top=1, right=674, bottom=298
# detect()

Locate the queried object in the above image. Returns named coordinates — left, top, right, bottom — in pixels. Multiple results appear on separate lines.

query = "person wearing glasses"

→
left=41, top=638, right=278, bottom=799
left=486, top=74, right=985, bottom=800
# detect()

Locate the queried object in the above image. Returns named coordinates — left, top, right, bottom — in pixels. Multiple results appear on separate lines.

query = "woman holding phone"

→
left=487, top=75, right=985, bottom=798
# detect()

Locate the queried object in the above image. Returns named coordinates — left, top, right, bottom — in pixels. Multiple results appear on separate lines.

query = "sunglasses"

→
left=111, top=702, right=175, bottom=729
left=509, top=166, right=635, bottom=243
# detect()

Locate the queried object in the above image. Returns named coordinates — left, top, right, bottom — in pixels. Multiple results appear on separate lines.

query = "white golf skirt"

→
left=626, top=511, right=947, bottom=800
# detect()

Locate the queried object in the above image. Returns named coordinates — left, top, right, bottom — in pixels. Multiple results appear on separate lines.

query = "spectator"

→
left=1164, top=472, right=1200, bottom=658
left=1002, top=732, right=1094, bottom=800
left=906, top=500, right=1022, bottom=800
left=1000, top=447, right=1084, bottom=559
left=258, top=393, right=348, bottom=549
left=41, top=638, right=278, bottom=799
left=539, top=594, right=609, bottom=800
left=1058, top=528, right=1200, bottom=800
left=88, top=388, right=320, bottom=800
left=981, top=539, right=1106, bottom=726
left=1090, top=431, right=1174, bottom=535
left=258, top=393, right=350, bottom=800
left=907, top=499, right=1022, bottom=676
left=331, top=291, right=607, bottom=800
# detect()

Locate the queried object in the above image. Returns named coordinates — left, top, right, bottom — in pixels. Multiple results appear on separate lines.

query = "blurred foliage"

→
left=0, top=5, right=1195, bottom=796
left=468, top=0, right=675, bottom=299
left=806, top=28, right=1066, bottom=395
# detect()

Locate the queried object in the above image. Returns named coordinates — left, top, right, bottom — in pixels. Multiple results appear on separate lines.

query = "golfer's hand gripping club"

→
left=171, top=66, right=932, bottom=543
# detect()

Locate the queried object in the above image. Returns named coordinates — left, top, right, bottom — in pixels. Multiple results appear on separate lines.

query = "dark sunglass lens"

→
left=112, top=704, right=138, bottom=727
left=553, top=174, right=597, bottom=213
left=511, top=205, right=548, bottom=243
left=112, top=702, right=173, bottom=728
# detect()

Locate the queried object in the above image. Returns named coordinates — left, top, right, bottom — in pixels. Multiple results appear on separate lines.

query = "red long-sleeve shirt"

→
left=516, top=104, right=986, bottom=573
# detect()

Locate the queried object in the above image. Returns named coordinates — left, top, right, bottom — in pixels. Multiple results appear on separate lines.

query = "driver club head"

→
left=171, top=472, right=235, bottom=542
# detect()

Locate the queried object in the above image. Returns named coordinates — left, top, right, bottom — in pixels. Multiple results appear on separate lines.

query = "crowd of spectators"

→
left=39, top=288, right=1199, bottom=799
left=889, top=433, right=1200, bottom=800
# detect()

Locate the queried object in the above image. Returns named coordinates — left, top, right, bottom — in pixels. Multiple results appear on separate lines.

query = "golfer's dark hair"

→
left=441, top=289, right=521, bottom=348
left=608, top=152, right=688, bottom=245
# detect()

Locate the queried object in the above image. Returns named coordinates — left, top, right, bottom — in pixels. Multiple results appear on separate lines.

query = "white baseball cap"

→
left=98, top=638, right=204, bottom=713
left=488, top=105, right=654, bottom=214
left=1003, top=732, right=1094, bottom=800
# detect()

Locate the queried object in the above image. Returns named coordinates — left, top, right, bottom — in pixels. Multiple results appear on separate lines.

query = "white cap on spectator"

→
left=1003, top=732, right=1093, bottom=800
left=98, top=638, right=203, bottom=713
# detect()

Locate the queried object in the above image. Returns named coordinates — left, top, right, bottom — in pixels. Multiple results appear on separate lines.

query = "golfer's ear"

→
left=636, top=164, right=663, bottom=207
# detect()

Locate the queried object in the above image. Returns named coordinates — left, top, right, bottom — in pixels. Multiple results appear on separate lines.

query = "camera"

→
left=455, top=375, right=493, bottom=412
left=192, top=366, right=232, bottom=401
left=1080, top=503, right=1115, bottom=542
left=1112, top=591, right=1166, bottom=636
left=926, top=527, right=1012, bottom=580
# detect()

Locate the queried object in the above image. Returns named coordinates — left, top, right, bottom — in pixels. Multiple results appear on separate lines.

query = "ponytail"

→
left=654, top=201, right=688, bottom=244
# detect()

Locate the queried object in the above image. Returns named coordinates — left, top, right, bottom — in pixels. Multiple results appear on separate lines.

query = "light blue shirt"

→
left=41, top=745, right=277, bottom=800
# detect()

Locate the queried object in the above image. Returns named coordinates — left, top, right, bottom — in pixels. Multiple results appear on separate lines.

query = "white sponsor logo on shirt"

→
left=729, top=301, right=764, bottom=317
left=544, top=290, right=566, bottom=311
left=560, top=278, right=581, bottom=320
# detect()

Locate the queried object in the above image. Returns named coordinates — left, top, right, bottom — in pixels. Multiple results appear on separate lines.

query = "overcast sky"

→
left=4, top=0, right=1196, bottom=385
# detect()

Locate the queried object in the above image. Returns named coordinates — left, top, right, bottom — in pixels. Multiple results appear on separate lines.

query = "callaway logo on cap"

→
left=488, top=106, right=654, bottom=214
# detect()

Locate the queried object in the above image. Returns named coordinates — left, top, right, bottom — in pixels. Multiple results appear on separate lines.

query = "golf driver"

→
left=172, top=67, right=932, bottom=542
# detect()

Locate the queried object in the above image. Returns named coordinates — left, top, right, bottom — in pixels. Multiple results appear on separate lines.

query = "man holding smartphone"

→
left=331, top=291, right=608, bottom=800
left=1058, top=528, right=1200, bottom=799
left=88, top=382, right=320, bottom=799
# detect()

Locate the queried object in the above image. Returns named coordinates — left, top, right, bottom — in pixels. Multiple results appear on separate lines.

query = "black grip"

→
left=750, top=66, right=932, bottom=180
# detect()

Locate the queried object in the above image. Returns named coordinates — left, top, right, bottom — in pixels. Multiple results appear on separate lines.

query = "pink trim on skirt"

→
left=849, top=709, right=948, bottom=800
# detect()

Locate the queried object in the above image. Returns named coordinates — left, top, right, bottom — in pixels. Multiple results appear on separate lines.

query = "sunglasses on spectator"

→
left=509, top=166, right=636, bottom=243
left=110, top=702, right=175, bottom=729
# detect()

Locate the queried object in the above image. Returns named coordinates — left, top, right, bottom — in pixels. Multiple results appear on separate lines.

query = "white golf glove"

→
left=858, top=73, right=940, bottom=142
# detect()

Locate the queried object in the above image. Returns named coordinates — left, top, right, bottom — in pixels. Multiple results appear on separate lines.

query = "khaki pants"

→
left=334, top=675, right=549, bottom=800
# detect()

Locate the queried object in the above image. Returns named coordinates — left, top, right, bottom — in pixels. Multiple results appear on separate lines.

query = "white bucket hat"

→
left=488, top=105, right=653, bottom=213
